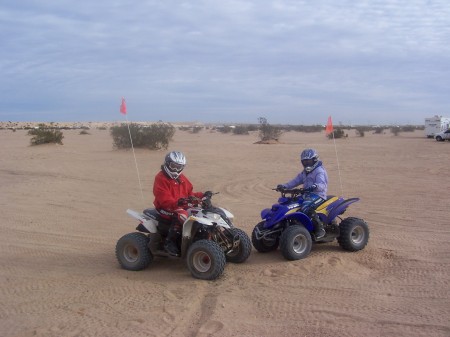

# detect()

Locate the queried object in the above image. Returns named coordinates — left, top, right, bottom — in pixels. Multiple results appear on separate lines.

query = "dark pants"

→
left=158, top=208, right=189, bottom=242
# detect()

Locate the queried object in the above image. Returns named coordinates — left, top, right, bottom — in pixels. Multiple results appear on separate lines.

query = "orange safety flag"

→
left=120, top=97, right=127, bottom=115
left=325, top=116, right=333, bottom=135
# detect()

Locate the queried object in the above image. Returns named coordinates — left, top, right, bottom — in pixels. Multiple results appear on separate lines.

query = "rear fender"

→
left=127, top=209, right=158, bottom=233
left=326, top=198, right=360, bottom=222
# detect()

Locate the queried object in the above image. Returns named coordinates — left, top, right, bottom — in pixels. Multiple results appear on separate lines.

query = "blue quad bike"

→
left=252, top=187, right=369, bottom=260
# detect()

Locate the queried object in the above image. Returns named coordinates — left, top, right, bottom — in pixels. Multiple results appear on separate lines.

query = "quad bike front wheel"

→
left=186, top=240, right=226, bottom=280
left=251, top=221, right=280, bottom=253
left=225, top=228, right=252, bottom=263
left=337, top=217, right=369, bottom=252
left=280, top=225, right=312, bottom=261
left=116, top=232, right=153, bottom=271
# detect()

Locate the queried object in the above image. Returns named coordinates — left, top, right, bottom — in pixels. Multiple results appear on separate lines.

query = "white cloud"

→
left=0, top=0, right=449, bottom=123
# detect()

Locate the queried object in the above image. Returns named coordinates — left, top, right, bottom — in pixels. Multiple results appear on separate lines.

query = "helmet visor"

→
left=301, top=159, right=315, bottom=168
left=168, top=161, right=184, bottom=172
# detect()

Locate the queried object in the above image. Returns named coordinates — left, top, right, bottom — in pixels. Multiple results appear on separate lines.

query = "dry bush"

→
left=233, top=125, right=250, bottom=135
left=110, top=123, right=175, bottom=150
left=355, top=128, right=365, bottom=137
left=27, top=125, right=64, bottom=145
left=258, top=117, right=283, bottom=141
left=327, top=128, right=346, bottom=139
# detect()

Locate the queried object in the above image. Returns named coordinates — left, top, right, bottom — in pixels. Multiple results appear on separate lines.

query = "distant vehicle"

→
left=425, top=115, right=450, bottom=138
left=435, top=129, right=450, bottom=141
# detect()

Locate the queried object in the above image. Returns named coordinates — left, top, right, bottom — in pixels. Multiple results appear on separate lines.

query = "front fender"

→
left=218, top=207, right=234, bottom=220
left=285, top=212, right=314, bottom=232
left=182, top=215, right=231, bottom=238
left=261, top=208, right=271, bottom=219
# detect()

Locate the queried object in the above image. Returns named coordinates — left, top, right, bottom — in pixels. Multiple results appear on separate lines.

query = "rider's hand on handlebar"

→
left=177, top=198, right=189, bottom=207
left=203, top=191, right=213, bottom=199
left=303, top=184, right=317, bottom=193
left=276, top=184, right=286, bottom=191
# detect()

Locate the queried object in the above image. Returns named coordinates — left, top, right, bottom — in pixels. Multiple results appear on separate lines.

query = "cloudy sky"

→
left=1, top=1, right=449, bottom=125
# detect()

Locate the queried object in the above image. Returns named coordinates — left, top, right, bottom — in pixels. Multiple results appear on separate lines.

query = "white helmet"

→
left=163, top=151, right=186, bottom=179
left=300, top=148, right=319, bottom=173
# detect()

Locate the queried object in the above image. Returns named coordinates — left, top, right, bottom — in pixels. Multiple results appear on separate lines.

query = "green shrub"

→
left=258, top=117, right=282, bottom=141
left=79, top=130, right=90, bottom=135
left=110, top=123, right=175, bottom=150
left=28, top=126, right=64, bottom=145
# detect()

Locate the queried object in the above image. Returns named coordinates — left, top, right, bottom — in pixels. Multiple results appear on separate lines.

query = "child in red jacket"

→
left=153, top=151, right=204, bottom=256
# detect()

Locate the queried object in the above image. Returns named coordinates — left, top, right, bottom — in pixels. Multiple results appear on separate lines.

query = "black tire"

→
left=226, top=228, right=252, bottom=263
left=251, top=221, right=280, bottom=253
left=115, top=232, right=153, bottom=271
left=186, top=240, right=226, bottom=280
left=279, top=225, right=312, bottom=261
left=337, top=217, right=369, bottom=252
left=436, top=136, right=443, bottom=141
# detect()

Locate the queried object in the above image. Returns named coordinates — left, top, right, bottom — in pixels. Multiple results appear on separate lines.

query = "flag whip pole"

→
left=331, top=132, right=344, bottom=196
left=326, top=116, right=344, bottom=196
left=121, top=98, right=145, bottom=205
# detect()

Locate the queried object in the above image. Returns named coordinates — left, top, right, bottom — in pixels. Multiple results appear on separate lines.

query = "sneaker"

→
left=315, top=228, right=326, bottom=239
left=164, top=241, right=180, bottom=256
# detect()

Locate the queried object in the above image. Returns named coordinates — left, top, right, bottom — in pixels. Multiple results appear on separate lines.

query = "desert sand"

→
left=1, top=127, right=449, bottom=337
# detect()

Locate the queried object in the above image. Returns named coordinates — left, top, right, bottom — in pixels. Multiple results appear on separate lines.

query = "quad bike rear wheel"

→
left=280, top=225, right=312, bottom=260
left=251, top=221, right=280, bottom=253
left=225, top=228, right=252, bottom=263
left=116, top=232, right=153, bottom=271
left=338, top=217, right=369, bottom=251
left=186, top=240, right=226, bottom=280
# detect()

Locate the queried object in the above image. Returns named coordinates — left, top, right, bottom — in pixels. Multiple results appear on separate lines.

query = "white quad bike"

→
left=115, top=193, right=252, bottom=280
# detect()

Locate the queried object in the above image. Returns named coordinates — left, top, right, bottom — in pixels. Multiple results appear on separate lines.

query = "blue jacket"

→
left=283, top=161, right=328, bottom=199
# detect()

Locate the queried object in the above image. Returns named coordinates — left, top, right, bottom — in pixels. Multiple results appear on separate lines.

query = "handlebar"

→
left=273, top=187, right=305, bottom=197
left=179, top=192, right=219, bottom=208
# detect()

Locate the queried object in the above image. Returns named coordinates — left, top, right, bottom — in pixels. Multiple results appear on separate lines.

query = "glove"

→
left=203, top=191, right=213, bottom=198
left=304, top=184, right=317, bottom=192
left=177, top=198, right=188, bottom=207
left=276, top=184, right=286, bottom=191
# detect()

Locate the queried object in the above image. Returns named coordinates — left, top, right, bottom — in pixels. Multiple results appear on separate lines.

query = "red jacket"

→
left=153, top=170, right=203, bottom=211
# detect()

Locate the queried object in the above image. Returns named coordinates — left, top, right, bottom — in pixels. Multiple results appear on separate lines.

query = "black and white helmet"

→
left=163, top=151, right=186, bottom=179
left=300, top=148, right=319, bottom=173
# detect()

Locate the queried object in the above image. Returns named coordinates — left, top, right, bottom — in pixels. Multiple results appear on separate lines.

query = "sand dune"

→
left=1, top=128, right=449, bottom=337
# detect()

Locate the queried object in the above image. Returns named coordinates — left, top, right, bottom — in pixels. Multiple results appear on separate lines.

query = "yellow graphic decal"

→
left=316, top=197, right=338, bottom=214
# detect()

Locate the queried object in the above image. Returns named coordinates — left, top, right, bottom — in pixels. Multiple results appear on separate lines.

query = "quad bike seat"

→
left=143, top=208, right=171, bottom=224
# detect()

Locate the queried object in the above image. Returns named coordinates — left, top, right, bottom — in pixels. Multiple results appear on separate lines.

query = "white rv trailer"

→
left=425, top=115, right=450, bottom=138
